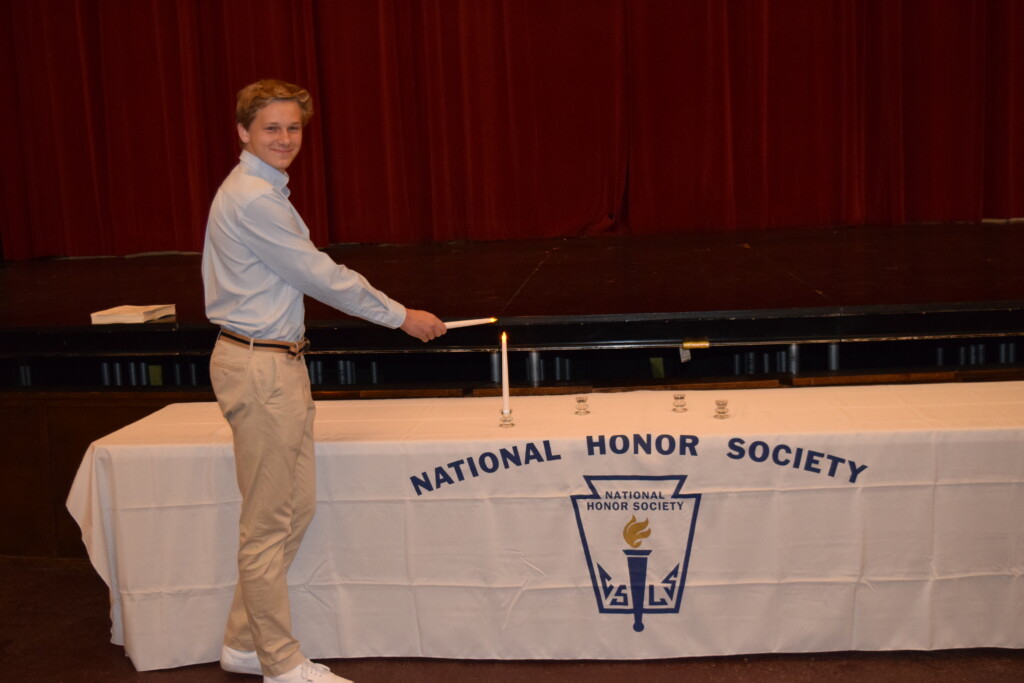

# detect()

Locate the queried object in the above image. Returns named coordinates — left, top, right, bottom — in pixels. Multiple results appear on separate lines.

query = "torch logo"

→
left=571, top=475, right=701, bottom=632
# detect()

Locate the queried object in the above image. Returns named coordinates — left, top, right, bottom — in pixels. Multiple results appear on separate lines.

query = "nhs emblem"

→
left=571, top=475, right=701, bottom=632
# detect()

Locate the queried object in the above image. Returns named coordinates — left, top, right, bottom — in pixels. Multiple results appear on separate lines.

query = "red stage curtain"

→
left=314, top=0, right=626, bottom=243
left=1, top=0, right=1022, bottom=260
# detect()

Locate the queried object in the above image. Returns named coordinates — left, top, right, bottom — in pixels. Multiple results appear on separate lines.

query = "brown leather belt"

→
left=219, top=329, right=309, bottom=356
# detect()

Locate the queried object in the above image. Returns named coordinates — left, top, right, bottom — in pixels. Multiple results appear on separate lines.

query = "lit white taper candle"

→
left=501, top=331, right=510, bottom=411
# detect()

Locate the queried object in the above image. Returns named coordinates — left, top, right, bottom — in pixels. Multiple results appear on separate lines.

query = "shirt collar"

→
left=239, top=150, right=290, bottom=194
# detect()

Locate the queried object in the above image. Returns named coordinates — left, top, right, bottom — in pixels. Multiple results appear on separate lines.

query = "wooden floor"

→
left=3, top=222, right=1022, bottom=390
left=2, top=222, right=1022, bottom=329
left=2, top=557, right=1023, bottom=683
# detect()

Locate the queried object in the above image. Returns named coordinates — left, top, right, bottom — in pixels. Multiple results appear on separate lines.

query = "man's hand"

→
left=400, top=309, right=447, bottom=342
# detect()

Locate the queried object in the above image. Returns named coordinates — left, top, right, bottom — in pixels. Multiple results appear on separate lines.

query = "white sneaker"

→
left=265, top=659, right=353, bottom=683
left=221, top=645, right=262, bottom=675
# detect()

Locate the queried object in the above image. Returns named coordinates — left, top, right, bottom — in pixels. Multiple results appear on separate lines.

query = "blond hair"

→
left=235, top=79, right=314, bottom=130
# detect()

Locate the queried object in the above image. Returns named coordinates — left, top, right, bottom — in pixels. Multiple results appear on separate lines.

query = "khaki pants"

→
left=210, top=335, right=316, bottom=677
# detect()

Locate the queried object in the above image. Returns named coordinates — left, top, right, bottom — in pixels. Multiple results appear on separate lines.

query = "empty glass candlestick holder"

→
left=672, top=393, right=687, bottom=412
left=575, top=395, right=590, bottom=415
left=714, top=399, right=729, bottom=419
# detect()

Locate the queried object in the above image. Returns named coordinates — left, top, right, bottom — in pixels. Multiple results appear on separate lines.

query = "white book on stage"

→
left=90, top=304, right=176, bottom=324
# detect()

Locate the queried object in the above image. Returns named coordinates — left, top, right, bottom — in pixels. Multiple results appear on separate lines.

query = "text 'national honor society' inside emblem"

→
left=571, top=475, right=701, bottom=632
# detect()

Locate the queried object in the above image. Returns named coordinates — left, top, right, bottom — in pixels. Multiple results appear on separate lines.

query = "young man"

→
left=202, top=79, right=446, bottom=683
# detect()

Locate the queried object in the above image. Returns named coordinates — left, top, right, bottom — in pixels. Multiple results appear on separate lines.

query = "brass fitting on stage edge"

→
left=678, top=338, right=709, bottom=363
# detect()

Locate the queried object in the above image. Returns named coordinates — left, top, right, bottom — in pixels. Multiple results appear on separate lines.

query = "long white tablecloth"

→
left=67, top=382, right=1024, bottom=670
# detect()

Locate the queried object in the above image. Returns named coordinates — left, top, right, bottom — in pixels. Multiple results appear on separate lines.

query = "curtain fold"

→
left=315, top=0, right=626, bottom=244
left=1, top=0, right=1022, bottom=260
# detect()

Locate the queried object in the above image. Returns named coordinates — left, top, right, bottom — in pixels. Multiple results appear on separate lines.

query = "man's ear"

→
left=237, top=123, right=250, bottom=146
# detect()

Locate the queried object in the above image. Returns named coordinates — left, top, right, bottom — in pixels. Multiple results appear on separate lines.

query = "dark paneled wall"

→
left=0, top=391, right=213, bottom=558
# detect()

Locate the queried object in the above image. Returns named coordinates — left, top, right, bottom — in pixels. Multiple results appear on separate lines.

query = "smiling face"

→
left=237, top=100, right=303, bottom=172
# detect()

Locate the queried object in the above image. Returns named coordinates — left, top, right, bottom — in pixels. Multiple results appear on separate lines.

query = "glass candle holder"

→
left=714, top=399, right=729, bottom=419
left=575, top=395, right=590, bottom=415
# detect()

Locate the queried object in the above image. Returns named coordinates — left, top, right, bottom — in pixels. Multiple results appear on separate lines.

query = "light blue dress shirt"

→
left=202, top=151, right=406, bottom=342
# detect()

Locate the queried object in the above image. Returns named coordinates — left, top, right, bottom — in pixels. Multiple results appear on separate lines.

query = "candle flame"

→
left=501, top=331, right=507, bottom=341
left=490, top=317, right=498, bottom=323
left=623, top=515, right=652, bottom=548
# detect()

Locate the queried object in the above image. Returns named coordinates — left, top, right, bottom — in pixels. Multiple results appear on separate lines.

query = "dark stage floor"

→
left=3, top=222, right=1023, bottom=328
left=2, top=557, right=1023, bottom=683
left=2, top=223, right=1022, bottom=391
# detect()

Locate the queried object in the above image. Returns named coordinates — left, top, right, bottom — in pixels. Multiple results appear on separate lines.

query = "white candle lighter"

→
left=444, top=317, right=498, bottom=329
